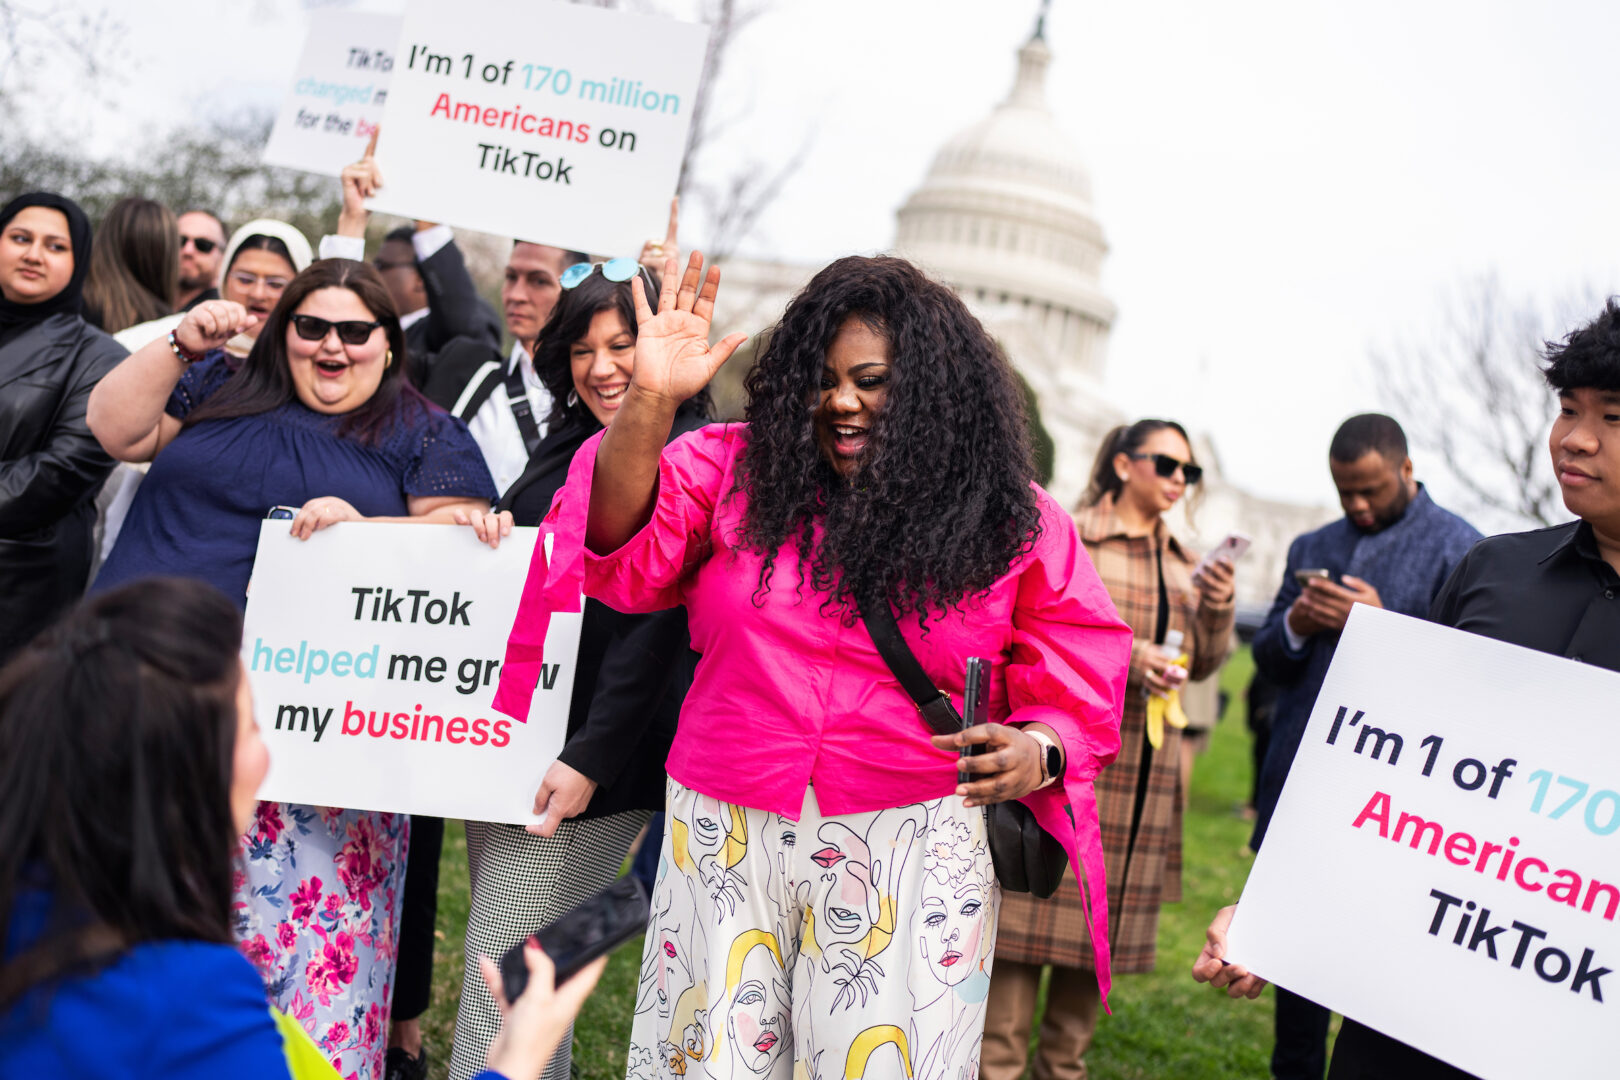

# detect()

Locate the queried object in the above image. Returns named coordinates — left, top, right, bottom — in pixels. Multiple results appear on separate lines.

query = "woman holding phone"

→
left=981, top=419, right=1236, bottom=1080
left=0, top=577, right=604, bottom=1080
left=492, top=253, right=1130, bottom=1080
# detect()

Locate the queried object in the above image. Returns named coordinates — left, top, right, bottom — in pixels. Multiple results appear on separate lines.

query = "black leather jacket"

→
left=0, top=313, right=125, bottom=660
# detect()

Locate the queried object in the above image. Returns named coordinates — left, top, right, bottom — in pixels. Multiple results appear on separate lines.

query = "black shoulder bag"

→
left=856, top=593, right=1069, bottom=898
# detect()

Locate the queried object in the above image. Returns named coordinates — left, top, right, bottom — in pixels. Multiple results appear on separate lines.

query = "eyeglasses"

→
left=290, top=313, right=383, bottom=345
left=228, top=270, right=291, bottom=293
left=559, top=256, right=651, bottom=291
left=180, top=235, right=219, bottom=254
left=1130, top=452, right=1203, bottom=485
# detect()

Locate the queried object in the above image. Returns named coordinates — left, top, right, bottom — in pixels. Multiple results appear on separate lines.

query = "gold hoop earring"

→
left=384, top=349, right=393, bottom=369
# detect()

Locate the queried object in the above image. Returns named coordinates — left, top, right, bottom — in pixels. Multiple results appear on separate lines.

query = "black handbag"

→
left=857, top=593, right=1070, bottom=898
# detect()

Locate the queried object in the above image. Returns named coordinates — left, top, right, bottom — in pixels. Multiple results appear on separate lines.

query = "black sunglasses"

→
left=179, top=235, right=219, bottom=254
left=290, top=313, right=384, bottom=346
left=1130, top=452, right=1203, bottom=485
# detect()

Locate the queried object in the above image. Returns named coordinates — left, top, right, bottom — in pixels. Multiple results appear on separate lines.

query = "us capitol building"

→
left=710, top=17, right=1330, bottom=614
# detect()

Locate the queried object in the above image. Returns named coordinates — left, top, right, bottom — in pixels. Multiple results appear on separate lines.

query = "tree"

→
left=669, top=0, right=813, bottom=262
left=0, top=110, right=341, bottom=238
left=1372, top=277, right=1595, bottom=529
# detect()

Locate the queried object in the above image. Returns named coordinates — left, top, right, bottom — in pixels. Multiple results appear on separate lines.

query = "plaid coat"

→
left=995, top=496, right=1235, bottom=973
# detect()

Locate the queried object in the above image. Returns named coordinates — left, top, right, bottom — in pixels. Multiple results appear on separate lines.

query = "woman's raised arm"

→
left=87, top=301, right=256, bottom=463
left=585, top=251, right=745, bottom=554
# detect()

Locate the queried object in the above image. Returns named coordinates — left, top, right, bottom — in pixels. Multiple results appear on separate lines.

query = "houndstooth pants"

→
left=448, top=811, right=651, bottom=1080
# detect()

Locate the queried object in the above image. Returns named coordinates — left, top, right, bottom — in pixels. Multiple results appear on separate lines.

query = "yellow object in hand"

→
left=1145, top=652, right=1190, bottom=750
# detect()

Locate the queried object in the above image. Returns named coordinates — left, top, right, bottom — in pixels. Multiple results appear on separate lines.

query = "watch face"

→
left=1044, top=743, right=1063, bottom=780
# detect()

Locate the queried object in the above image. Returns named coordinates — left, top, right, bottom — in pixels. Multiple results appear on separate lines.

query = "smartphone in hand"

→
left=1195, top=531, right=1251, bottom=577
left=960, top=657, right=988, bottom=779
left=499, top=876, right=650, bottom=1002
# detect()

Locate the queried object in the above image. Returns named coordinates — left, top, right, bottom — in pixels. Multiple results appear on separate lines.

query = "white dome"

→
left=895, top=27, right=1115, bottom=382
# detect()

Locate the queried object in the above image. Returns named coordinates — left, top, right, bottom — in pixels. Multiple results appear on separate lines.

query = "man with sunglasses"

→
left=1248, top=412, right=1480, bottom=1080
left=176, top=210, right=226, bottom=311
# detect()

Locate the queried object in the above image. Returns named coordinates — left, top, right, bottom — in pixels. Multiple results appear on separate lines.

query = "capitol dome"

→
left=894, top=16, right=1116, bottom=385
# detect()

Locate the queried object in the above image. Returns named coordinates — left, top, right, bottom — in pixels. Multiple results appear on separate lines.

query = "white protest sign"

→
left=241, top=522, right=579, bottom=825
left=367, top=0, right=708, bottom=255
left=262, top=11, right=402, bottom=176
left=1227, top=606, right=1620, bottom=1079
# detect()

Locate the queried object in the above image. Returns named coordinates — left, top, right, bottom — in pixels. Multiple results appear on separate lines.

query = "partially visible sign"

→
left=242, top=522, right=580, bottom=825
left=367, top=0, right=708, bottom=254
left=1228, top=607, right=1620, bottom=1079
left=262, top=11, right=402, bottom=177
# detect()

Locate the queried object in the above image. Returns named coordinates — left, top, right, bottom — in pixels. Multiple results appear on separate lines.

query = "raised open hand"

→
left=175, top=299, right=257, bottom=356
left=628, top=251, right=748, bottom=407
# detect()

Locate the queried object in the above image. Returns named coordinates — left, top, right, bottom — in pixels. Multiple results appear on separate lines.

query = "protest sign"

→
left=1227, top=606, right=1620, bottom=1078
left=241, top=521, right=580, bottom=825
left=262, top=10, right=402, bottom=176
left=367, top=0, right=708, bottom=255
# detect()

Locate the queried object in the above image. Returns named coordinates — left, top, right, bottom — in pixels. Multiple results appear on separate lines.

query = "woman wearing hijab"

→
left=0, top=192, right=126, bottom=663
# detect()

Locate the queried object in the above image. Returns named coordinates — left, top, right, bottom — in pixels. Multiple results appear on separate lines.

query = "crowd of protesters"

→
left=2, top=131, right=1618, bottom=1080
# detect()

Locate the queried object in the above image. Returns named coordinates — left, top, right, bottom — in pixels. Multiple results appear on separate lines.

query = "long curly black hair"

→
left=735, top=255, right=1041, bottom=623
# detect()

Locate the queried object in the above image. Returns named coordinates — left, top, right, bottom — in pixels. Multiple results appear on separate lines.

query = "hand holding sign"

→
left=527, top=759, right=599, bottom=838
left=176, top=300, right=258, bottom=355
left=338, top=130, right=384, bottom=238
left=1192, top=905, right=1269, bottom=999
left=628, top=252, right=748, bottom=408
left=637, top=196, right=679, bottom=275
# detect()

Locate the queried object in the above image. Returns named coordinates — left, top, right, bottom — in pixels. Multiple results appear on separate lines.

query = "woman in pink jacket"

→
left=492, top=253, right=1130, bottom=1080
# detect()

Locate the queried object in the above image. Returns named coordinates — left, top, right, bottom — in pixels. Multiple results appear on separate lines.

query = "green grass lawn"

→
left=423, top=647, right=1294, bottom=1080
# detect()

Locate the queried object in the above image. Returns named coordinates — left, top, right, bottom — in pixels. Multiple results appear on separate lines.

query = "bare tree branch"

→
left=1373, top=276, right=1575, bottom=528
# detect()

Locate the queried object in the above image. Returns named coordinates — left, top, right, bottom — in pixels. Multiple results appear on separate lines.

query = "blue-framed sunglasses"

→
left=559, top=256, right=652, bottom=290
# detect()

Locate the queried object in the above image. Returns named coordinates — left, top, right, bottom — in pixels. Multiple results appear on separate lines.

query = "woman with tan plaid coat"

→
left=981, top=419, right=1236, bottom=1080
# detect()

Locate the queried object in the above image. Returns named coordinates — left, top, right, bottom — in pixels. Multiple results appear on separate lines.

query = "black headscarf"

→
left=0, top=192, right=93, bottom=348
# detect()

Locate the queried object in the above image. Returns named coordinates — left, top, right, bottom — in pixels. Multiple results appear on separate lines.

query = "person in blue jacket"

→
left=0, top=576, right=602, bottom=1080
left=1247, top=413, right=1480, bottom=1080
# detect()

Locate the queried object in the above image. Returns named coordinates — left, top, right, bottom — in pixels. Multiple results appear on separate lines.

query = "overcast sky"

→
left=39, top=0, right=1620, bottom=513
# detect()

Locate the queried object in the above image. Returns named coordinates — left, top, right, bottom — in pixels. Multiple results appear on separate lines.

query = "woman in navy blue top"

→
left=0, top=578, right=603, bottom=1080
left=90, top=258, right=496, bottom=606
left=84, top=260, right=498, bottom=1078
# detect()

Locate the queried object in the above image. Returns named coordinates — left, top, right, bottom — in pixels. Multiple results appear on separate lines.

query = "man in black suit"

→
left=319, top=139, right=502, bottom=388
left=368, top=223, right=502, bottom=386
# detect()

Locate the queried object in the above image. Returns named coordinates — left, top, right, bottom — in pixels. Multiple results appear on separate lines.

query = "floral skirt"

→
left=234, top=801, right=409, bottom=1080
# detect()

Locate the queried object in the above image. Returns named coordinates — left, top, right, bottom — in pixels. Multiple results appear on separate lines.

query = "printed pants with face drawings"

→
left=628, top=780, right=1000, bottom=1080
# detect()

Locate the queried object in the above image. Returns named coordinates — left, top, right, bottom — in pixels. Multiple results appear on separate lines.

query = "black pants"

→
left=1328, top=1019, right=1480, bottom=1079
left=1272, top=987, right=1331, bottom=1080
left=391, top=815, right=445, bottom=1022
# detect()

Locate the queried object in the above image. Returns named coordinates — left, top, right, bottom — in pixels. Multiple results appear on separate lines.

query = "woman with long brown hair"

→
left=982, top=419, right=1236, bottom=1080
left=86, top=258, right=497, bottom=1080
left=82, top=196, right=178, bottom=335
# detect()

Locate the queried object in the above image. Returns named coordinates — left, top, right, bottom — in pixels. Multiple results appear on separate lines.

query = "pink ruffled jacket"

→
left=493, top=424, right=1130, bottom=999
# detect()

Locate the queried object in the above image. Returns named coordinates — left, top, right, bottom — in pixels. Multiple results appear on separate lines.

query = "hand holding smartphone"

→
left=1194, top=531, right=1251, bottom=577
left=1293, top=567, right=1340, bottom=589
left=498, top=876, right=650, bottom=1002
left=960, top=657, right=988, bottom=782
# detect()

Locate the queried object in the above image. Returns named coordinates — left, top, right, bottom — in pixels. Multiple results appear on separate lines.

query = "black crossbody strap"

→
left=504, top=363, right=544, bottom=457
left=855, top=592, right=962, bottom=738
